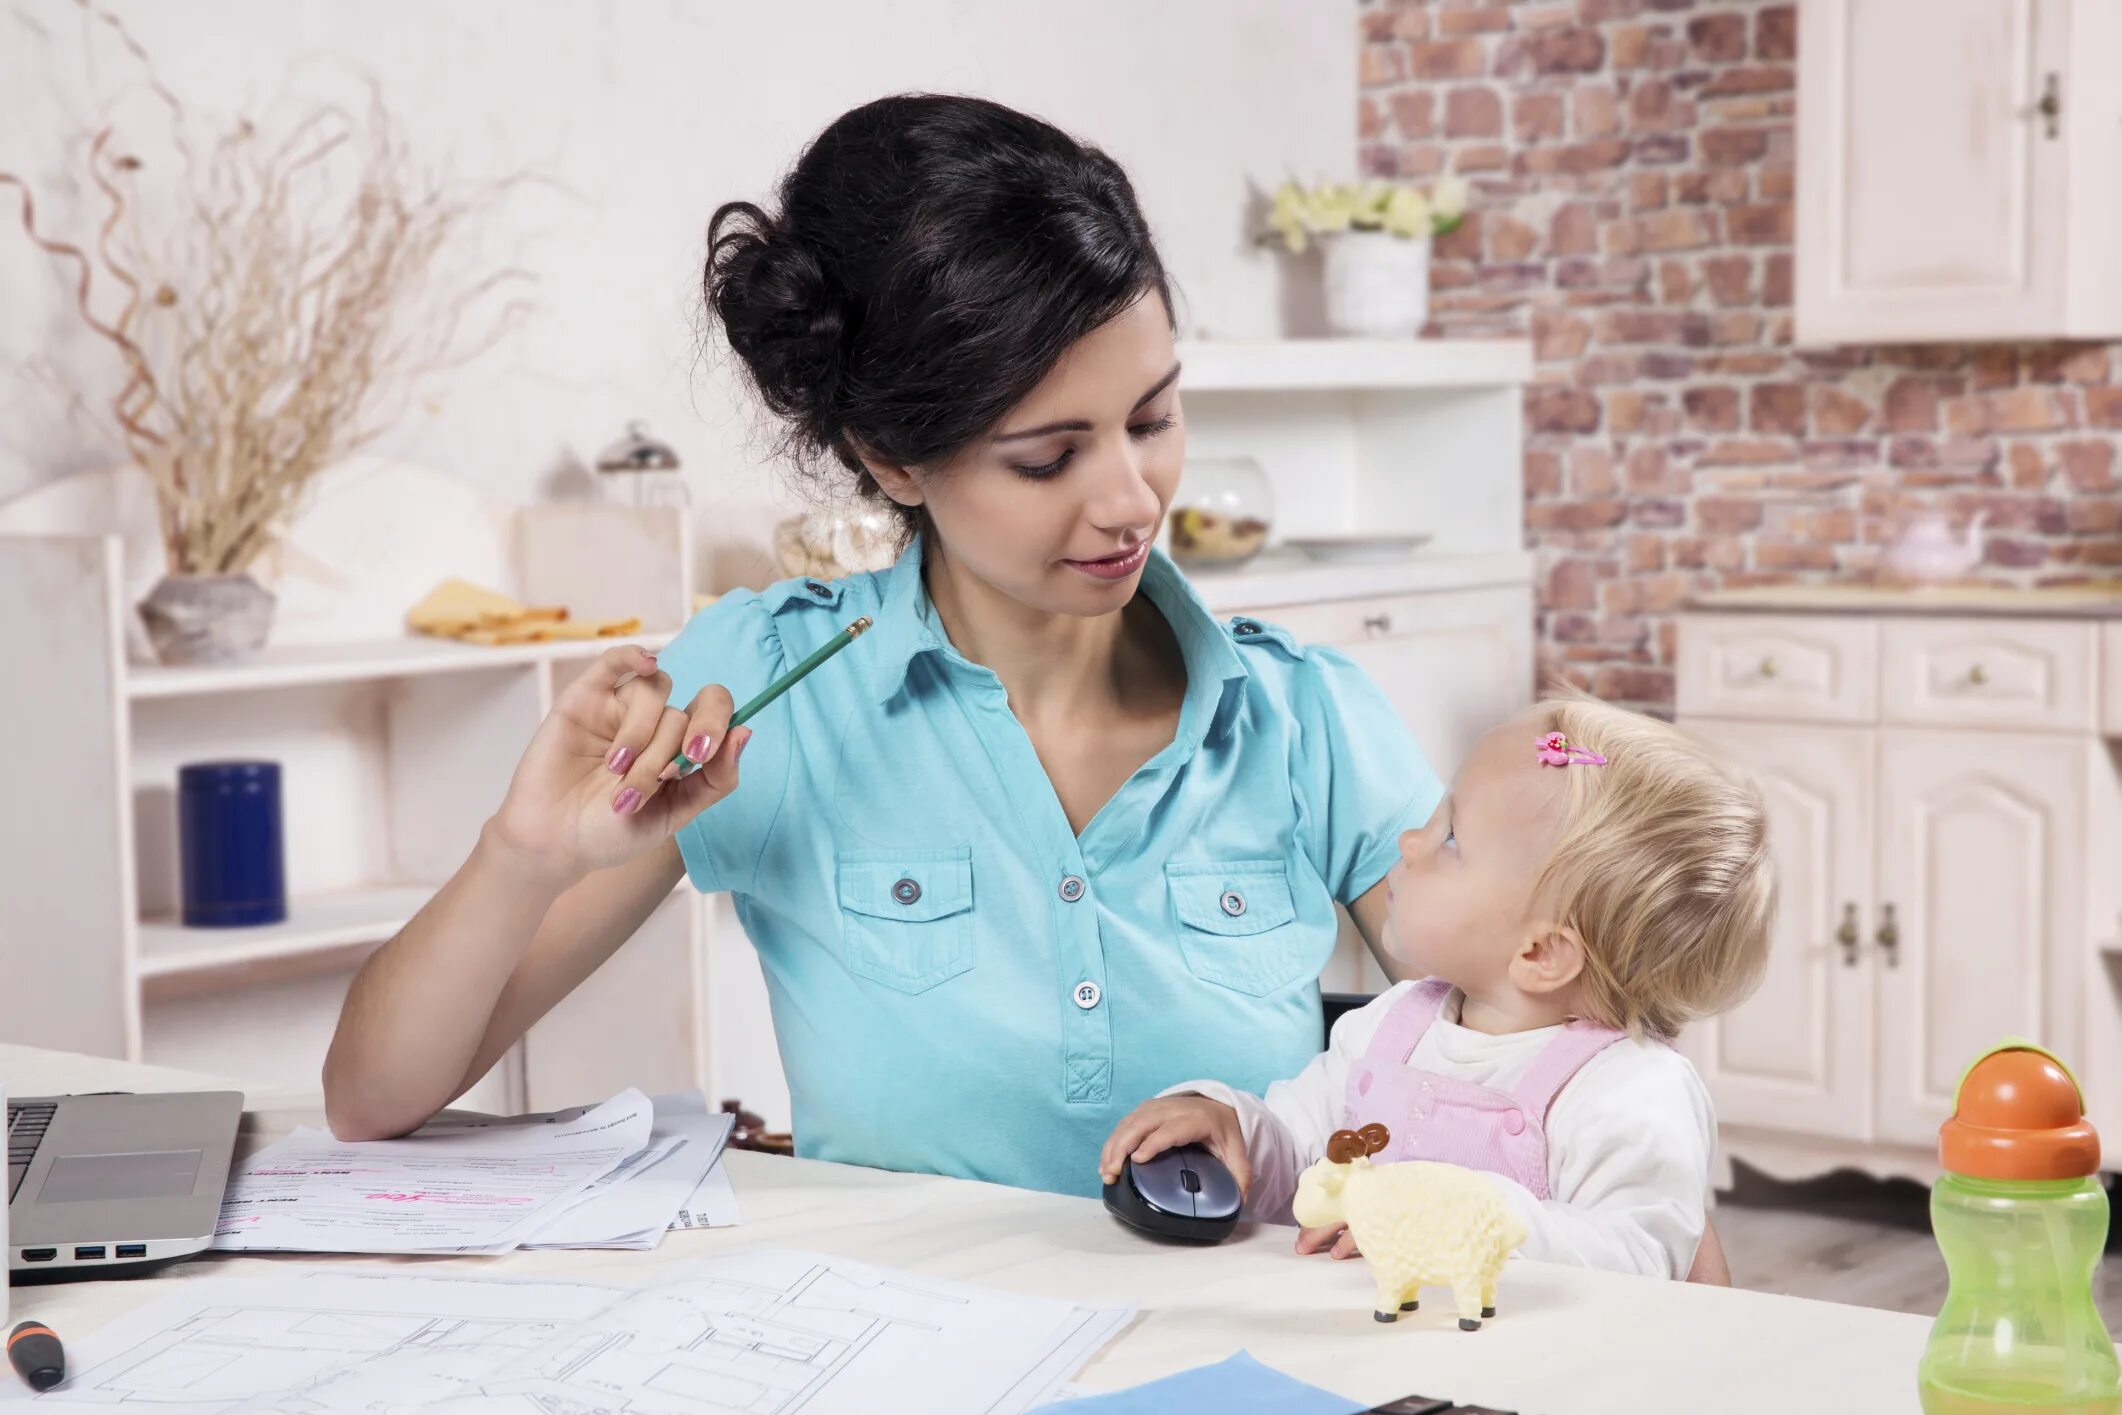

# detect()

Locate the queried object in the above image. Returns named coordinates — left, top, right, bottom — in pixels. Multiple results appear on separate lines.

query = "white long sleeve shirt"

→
left=1164, top=980, right=1715, bottom=1278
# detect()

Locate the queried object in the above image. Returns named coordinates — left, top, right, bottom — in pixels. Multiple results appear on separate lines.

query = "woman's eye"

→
left=1130, top=415, right=1176, bottom=440
left=1012, top=448, right=1075, bottom=480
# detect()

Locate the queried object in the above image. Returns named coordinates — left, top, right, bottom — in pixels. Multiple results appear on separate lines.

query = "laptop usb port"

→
left=21, top=1247, right=56, bottom=1262
left=74, top=1245, right=106, bottom=1260
left=116, top=1243, right=147, bottom=1259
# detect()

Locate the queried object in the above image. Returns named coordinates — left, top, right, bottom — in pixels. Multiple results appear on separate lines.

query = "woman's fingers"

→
left=1332, top=1231, right=1361, bottom=1260
left=668, top=684, right=737, bottom=778
left=611, top=706, right=691, bottom=815
left=658, top=728, right=751, bottom=833
left=562, top=644, right=661, bottom=714
left=1206, top=1124, right=1253, bottom=1197
left=601, top=671, right=673, bottom=781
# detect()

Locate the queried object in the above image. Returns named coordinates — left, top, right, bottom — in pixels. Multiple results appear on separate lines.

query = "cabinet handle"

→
left=2030, top=72, right=2061, bottom=139
left=1876, top=902, right=1899, bottom=967
left=1758, top=656, right=1778, bottom=679
left=1363, top=613, right=1393, bottom=635
left=1967, top=663, right=1989, bottom=686
left=1836, top=902, right=1860, bottom=967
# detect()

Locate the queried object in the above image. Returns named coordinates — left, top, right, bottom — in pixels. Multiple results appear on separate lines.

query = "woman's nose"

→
left=1085, top=438, right=1164, bottom=537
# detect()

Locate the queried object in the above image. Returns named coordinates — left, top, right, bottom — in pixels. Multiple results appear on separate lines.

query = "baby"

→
left=1100, top=693, right=1772, bottom=1279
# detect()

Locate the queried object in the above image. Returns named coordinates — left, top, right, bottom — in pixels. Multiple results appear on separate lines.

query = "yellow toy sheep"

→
left=1292, top=1123, right=1527, bottom=1330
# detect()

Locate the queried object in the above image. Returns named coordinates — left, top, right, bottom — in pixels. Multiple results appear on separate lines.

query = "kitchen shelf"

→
left=136, top=883, right=433, bottom=980
left=1192, top=550, right=1537, bottom=615
left=128, top=629, right=679, bottom=700
left=1174, top=338, right=1534, bottom=392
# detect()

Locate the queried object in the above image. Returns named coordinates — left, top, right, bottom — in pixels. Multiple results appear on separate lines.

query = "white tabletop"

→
left=2, top=1044, right=1931, bottom=1412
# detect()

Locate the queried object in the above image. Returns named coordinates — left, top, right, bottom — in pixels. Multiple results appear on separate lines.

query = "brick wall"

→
left=1357, top=0, right=2122, bottom=713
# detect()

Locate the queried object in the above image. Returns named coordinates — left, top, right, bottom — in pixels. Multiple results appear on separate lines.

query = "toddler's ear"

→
left=1512, top=922, right=1586, bottom=996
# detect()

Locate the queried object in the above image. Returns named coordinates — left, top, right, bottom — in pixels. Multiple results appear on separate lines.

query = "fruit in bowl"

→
left=1169, top=506, right=1270, bottom=569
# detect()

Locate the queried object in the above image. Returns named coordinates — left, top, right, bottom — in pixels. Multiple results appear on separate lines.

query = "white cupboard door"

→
left=1797, top=0, right=2070, bottom=344
left=1874, top=731, right=2087, bottom=1148
left=523, top=888, right=704, bottom=1110
left=1676, top=721, right=1875, bottom=1140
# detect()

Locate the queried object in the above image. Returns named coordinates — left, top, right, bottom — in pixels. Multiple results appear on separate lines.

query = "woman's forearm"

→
left=322, top=824, right=570, bottom=1139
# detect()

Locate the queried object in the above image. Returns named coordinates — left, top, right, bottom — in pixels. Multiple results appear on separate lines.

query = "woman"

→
left=322, top=94, right=1441, bottom=1199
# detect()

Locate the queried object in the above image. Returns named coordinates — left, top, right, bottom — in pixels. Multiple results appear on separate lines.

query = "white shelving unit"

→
left=0, top=466, right=698, bottom=1113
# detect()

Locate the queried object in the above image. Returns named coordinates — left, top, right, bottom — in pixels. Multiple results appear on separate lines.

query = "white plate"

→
left=1282, top=534, right=1433, bottom=563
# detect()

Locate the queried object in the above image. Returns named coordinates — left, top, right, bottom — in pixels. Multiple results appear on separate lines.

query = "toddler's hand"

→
left=1295, top=1223, right=1362, bottom=1261
left=1097, top=1095, right=1251, bottom=1197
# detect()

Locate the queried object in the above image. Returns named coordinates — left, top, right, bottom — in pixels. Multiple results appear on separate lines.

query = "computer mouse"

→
left=1103, top=1143, right=1243, bottom=1242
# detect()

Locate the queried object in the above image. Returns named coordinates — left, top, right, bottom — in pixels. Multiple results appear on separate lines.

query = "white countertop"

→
left=2, top=1044, right=1931, bottom=1412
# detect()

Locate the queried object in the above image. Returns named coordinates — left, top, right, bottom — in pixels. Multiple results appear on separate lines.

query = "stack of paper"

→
left=214, top=1090, right=741, bottom=1256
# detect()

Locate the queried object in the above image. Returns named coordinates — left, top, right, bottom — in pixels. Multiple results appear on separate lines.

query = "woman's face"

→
left=875, top=292, right=1185, bottom=616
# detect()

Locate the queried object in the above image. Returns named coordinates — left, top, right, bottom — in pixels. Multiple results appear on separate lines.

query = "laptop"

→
left=7, top=1090, right=243, bottom=1278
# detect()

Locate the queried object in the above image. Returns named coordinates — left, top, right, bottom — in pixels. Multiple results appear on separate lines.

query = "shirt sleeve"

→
left=1159, top=982, right=1414, bottom=1224
left=1289, top=647, right=1446, bottom=905
left=657, top=591, right=793, bottom=898
left=1480, top=1044, right=1715, bottom=1278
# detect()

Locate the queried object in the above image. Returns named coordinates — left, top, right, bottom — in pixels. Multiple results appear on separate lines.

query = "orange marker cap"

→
left=1938, top=1041, right=2101, bottom=1181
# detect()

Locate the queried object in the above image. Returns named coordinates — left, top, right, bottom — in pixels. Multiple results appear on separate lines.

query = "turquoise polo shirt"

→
left=659, top=539, right=1442, bottom=1198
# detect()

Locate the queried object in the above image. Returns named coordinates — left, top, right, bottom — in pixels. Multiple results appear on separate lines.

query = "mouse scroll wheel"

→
left=1179, top=1168, right=1201, bottom=1194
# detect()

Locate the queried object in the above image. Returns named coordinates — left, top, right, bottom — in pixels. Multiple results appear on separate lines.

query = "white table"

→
left=3, top=1044, right=1931, bottom=1412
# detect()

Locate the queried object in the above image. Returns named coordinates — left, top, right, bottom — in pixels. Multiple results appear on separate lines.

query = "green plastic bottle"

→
left=1919, top=1042, right=2121, bottom=1415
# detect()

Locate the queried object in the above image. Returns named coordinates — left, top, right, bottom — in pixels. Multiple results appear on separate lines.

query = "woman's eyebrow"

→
left=993, top=362, right=1183, bottom=443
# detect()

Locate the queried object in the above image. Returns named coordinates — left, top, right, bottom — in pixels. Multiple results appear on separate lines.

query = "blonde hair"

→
left=1530, top=692, right=1773, bottom=1041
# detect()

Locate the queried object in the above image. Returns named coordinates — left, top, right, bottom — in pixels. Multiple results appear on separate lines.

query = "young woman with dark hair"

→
left=324, top=94, right=1440, bottom=1199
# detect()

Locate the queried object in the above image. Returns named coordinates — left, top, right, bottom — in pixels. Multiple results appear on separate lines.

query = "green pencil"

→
left=668, top=615, right=873, bottom=775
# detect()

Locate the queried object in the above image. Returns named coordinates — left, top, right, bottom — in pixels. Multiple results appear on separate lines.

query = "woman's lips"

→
left=1065, top=541, right=1151, bottom=581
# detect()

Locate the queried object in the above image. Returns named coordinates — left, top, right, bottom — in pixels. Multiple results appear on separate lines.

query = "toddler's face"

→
left=1379, top=715, right=1572, bottom=988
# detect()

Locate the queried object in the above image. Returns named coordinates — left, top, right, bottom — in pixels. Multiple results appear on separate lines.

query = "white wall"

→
left=0, top=0, right=1353, bottom=590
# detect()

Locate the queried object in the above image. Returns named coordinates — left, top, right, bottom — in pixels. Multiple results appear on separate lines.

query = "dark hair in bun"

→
left=703, top=94, right=1174, bottom=542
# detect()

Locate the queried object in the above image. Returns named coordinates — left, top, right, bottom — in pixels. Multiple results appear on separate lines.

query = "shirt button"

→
left=1073, top=980, right=1102, bottom=1010
left=1220, top=889, right=1247, bottom=917
left=891, top=877, right=922, bottom=906
left=1502, top=1109, right=1526, bottom=1136
left=1058, top=875, right=1086, bottom=903
left=1234, top=620, right=1259, bottom=636
left=805, top=580, right=831, bottom=598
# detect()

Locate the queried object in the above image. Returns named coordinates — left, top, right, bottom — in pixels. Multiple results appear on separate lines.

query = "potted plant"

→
left=1262, top=177, right=1468, bottom=339
left=2, top=15, right=524, bottom=663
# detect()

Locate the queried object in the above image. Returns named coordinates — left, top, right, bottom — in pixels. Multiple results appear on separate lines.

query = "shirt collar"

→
left=866, top=536, right=1252, bottom=743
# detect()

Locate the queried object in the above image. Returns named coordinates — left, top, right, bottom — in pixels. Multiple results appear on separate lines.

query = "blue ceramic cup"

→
left=178, top=761, right=287, bottom=927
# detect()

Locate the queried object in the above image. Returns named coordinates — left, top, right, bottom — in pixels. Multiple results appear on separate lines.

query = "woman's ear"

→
left=851, top=440, right=924, bottom=509
left=1511, top=921, right=1586, bottom=997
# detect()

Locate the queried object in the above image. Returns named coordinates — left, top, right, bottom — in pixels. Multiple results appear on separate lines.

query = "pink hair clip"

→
left=1537, top=731, right=1607, bottom=768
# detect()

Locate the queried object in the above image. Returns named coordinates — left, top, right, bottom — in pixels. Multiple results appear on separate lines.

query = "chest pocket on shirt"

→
left=1166, top=859, right=1309, bottom=997
left=836, top=848, right=975, bottom=994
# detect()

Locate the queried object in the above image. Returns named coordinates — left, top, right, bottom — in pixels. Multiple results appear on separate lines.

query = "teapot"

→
left=1883, top=510, right=1987, bottom=584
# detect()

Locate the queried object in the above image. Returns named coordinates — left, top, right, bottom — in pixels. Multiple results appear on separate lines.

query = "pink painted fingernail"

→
left=606, top=746, right=634, bottom=774
left=612, top=786, right=642, bottom=814
left=733, top=732, right=752, bottom=762
left=686, top=734, right=709, bottom=761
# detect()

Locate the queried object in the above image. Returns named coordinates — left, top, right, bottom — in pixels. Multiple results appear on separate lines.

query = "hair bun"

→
left=703, top=201, right=849, bottom=450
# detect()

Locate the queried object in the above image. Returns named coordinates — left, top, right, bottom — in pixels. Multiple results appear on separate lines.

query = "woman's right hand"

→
left=485, top=644, right=750, bottom=884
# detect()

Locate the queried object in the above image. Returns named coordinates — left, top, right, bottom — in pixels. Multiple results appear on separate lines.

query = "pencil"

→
left=668, top=615, right=873, bottom=775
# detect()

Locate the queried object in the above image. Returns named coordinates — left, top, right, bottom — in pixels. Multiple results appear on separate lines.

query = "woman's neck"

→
left=924, top=541, right=1158, bottom=727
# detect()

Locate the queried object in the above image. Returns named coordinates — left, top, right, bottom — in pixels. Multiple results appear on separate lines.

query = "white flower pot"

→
left=1321, top=229, right=1432, bottom=339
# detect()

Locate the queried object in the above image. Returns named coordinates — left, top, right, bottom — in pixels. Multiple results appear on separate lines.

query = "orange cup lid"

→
left=1938, top=1040, right=2101, bottom=1180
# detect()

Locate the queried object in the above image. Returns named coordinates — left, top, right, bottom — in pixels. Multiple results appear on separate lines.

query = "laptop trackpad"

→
left=38, top=1149, right=204, bottom=1202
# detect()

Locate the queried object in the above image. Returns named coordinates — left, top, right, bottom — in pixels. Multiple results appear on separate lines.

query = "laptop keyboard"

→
left=8, top=1100, right=55, bottom=1201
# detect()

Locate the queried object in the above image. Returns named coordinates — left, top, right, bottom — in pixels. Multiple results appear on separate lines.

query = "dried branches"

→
left=2, top=1, right=530, bottom=575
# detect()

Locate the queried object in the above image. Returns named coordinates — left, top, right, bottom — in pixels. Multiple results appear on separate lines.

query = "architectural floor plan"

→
left=5, top=1252, right=1130, bottom=1414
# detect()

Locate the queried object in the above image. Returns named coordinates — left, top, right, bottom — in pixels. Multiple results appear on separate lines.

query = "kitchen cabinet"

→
left=1796, top=0, right=2122, bottom=344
